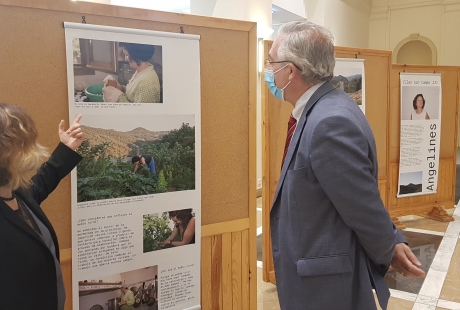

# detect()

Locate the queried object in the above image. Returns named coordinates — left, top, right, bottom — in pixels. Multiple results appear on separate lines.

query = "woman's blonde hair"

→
left=0, top=103, right=49, bottom=189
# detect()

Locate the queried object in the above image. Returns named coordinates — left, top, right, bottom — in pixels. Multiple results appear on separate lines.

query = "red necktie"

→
left=282, top=114, right=297, bottom=164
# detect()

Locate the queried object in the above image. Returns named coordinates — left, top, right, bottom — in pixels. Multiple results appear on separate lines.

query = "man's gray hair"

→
left=277, top=21, right=335, bottom=83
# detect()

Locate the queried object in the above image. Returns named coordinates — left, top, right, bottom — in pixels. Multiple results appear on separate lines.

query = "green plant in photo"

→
left=143, top=213, right=173, bottom=252
left=76, top=123, right=196, bottom=202
left=157, top=170, right=168, bottom=193
left=76, top=141, right=159, bottom=202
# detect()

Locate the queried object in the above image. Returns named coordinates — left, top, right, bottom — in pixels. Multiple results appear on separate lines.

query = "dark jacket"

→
left=0, top=143, right=82, bottom=309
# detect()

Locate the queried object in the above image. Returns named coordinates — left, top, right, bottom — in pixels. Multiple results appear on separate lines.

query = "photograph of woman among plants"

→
left=143, top=209, right=195, bottom=253
left=76, top=114, right=195, bottom=202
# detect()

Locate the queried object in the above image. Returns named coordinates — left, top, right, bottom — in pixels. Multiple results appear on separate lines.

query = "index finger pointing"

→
left=73, top=114, right=83, bottom=125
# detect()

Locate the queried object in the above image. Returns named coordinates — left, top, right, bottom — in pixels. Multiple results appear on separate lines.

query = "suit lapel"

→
left=0, top=188, right=52, bottom=248
left=271, top=82, right=336, bottom=211
left=16, top=188, right=55, bottom=233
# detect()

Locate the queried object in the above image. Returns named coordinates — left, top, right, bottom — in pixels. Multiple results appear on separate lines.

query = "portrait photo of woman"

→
left=410, top=94, right=430, bottom=120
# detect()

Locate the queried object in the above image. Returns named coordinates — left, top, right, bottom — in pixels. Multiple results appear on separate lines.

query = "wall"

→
left=396, top=40, right=432, bottom=65
left=305, top=0, right=326, bottom=25
left=273, top=0, right=307, bottom=18
left=190, top=0, right=271, bottom=193
left=369, top=0, right=460, bottom=66
left=324, top=0, right=370, bottom=48
left=304, top=0, right=371, bottom=48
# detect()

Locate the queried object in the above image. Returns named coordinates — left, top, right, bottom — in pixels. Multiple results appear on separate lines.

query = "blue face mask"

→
left=264, top=65, right=291, bottom=101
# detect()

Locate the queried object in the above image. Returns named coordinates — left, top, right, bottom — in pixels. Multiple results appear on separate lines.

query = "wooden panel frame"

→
left=388, top=64, right=459, bottom=217
left=0, top=1, right=258, bottom=310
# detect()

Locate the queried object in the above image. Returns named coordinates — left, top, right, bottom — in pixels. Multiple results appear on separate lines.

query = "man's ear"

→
left=288, top=63, right=297, bottom=79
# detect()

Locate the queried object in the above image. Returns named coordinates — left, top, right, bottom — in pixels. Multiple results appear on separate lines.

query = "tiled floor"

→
left=256, top=197, right=460, bottom=310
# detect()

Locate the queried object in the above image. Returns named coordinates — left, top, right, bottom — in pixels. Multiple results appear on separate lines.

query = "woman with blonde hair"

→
left=0, top=103, right=84, bottom=310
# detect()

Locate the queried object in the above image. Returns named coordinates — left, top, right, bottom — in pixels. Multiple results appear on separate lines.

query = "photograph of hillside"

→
left=399, top=171, right=423, bottom=195
left=76, top=114, right=195, bottom=202
left=331, top=74, right=363, bottom=105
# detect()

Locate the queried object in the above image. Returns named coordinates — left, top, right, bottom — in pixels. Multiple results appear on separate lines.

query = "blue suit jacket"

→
left=270, top=82, right=406, bottom=310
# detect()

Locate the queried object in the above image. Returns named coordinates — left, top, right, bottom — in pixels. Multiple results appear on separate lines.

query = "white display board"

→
left=64, top=22, right=201, bottom=310
left=397, top=73, right=442, bottom=198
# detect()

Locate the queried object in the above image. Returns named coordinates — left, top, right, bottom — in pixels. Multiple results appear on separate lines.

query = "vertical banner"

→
left=397, top=73, right=442, bottom=198
left=64, top=23, right=201, bottom=310
left=333, top=58, right=365, bottom=114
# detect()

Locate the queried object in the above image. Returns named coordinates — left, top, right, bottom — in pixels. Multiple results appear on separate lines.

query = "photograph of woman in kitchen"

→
left=78, top=265, right=158, bottom=310
left=104, top=42, right=162, bottom=103
left=72, top=39, right=163, bottom=104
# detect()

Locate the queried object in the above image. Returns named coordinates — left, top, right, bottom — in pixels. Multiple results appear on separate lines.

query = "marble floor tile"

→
left=416, top=295, right=438, bottom=306
left=389, top=289, right=417, bottom=301
left=454, top=207, right=460, bottom=217
left=385, top=231, right=443, bottom=294
left=413, top=303, right=436, bottom=310
left=404, top=228, right=445, bottom=237
left=257, top=268, right=279, bottom=310
left=430, top=236, right=458, bottom=272
left=440, top=239, right=460, bottom=303
left=401, top=215, right=451, bottom=233
left=437, top=299, right=460, bottom=310
left=445, top=218, right=460, bottom=237
left=256, top=200, right=459, bottom=309
left=374, top=295, right=415, bottom=310
left=419, top=269, right=448, bottom=298
left=257, top=268, right=415, bottom=310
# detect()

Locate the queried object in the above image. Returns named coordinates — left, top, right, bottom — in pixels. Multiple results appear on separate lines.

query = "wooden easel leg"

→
left=419, top=206, right=454, bottom=222
left=392, top=217, right=406, bottom=230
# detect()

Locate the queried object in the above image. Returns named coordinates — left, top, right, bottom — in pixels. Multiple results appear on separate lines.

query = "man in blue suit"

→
left=265, top=21, right=425, bottom=310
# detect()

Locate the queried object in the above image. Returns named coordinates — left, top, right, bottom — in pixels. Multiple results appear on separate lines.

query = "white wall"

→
left=305, top=0, right=326, bottom=25
left=397, top=41, right=432, bottom=65
left=110, top=0, right=190, bottom=13
left=190, top=0, right=271, bottom=191
left=440, top=3, right=460, bottom=65
left=324, top=0, right=370, bottom=48
left=389, top=5, right=442, bottom=57
left=369, top=1, right=460, bottom=66
left=273, top=0, right=307, bottom=18
left=190, top=0, right=217, bottom=16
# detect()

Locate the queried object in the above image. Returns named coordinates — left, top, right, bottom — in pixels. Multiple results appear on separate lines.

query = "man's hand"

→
left=391, top=243, right=425, bottom=278
left=59, top=114, right=84, bottom=151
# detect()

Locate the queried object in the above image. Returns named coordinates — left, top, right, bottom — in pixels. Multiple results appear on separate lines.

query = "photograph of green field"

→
left=76, top=114, right=195, bottom=202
